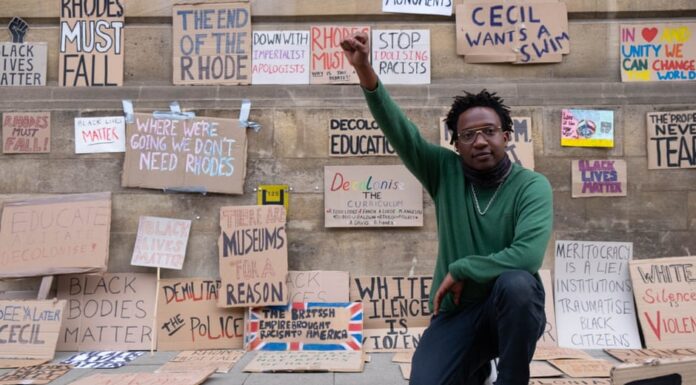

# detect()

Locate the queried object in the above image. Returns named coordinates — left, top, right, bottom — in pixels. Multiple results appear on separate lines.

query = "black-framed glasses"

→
left=457, top=125, right=502, bottom=144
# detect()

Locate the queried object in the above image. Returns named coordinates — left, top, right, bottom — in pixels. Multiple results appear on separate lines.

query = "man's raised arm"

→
left=340, top=32, right=378, bottom=91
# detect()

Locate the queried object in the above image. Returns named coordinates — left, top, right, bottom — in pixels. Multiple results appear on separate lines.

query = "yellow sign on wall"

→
left=257, top=184, right=289, bottom=213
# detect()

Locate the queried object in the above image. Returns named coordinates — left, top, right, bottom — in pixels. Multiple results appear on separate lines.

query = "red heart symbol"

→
left=642, top=27, right=658, bottom=42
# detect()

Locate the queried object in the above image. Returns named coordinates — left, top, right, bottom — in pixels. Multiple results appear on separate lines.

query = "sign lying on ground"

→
left=2, top=111, right=50, bottom=154
left=122, top=113, right=248, bottom=194
left=646, top=110, right=696, bottom=169
left=157, top=278, right=244, bottom=351
left=244, top=351, right=365, bottom=372
left=161, top=350, right=246, bottom=374
left=56, top=273, right=156, bottom=351
left=548, top=359, right=613, bottom=378
left=0, top=364, right=71, bottom=385
left=606, top=348, right=696, bottom=363
left=131, top=216, right=191, bottom=270
left=0, top=192, right=111, bottom=278
left=172, top=2, right=251, bottom=85
left=0, top=300, right=66, bottom=368
left=69, top=371, right=216, bottom=385
left=455, top=1, right=569, bottom=63
left=218, top=205, right=288, bottom=307
left=350, top=276, right=432, bottom=351
left=62, top=351, right=143, bottom=369
left=59, top=0, right=124, bottom=86
left=629, top=256, right=696, bottom=348
left=611, top=358, right=696, bottom=385
left=554, top=240, right=641, bottom=349
left=245, top=302, right=363, bottom=351
left=324, top=165, right=423, bottom=227
left=620, top=23, right=696, bottom=82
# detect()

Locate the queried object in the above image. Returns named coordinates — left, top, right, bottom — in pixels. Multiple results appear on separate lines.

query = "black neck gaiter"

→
left=461, top=155, right=513, bottom=188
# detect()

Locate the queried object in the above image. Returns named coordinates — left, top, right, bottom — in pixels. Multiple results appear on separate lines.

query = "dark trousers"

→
left=410, top=270, right=546, bottom=385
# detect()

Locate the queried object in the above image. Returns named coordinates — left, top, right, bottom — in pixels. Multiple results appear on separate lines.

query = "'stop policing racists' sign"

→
left=455, top=1, right=570, bottom=63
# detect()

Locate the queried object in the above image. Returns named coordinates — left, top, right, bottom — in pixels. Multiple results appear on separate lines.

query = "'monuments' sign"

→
left=350, top=276, right=431, bottom=351
left=554, top=240, right=641, bottom=349
left=455, top=1, right=569, bottom=63
left=620, top=23, right=696, bottom=82
left=382, top=0, right=452, bottom=16
left=173, top=2, right=251, bottom=85
left=646, top=110, right=696, bottom=169
left=218, top=205, right=288, bottom=307
left=629, top=256, right=696, bottom=348
left=59, top=0, right=124, bottom=86
left=324, top=165, right=423, bottom=227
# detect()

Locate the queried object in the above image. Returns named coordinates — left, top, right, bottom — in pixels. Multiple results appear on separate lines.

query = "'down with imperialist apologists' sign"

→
left=252, top=31, right=310, bottom=84
left=59, top=0, right=124, bottom=86
left=646, top=110, right=696, bottom=169
left=350, top=276, right=432, bottom=351
left=324, top=165, right=423, bottom=227
left=329, top=117, right=396, bottom=157
left=218, top=205, right=288, bottom=308
left=172, top=2, right=251, bottom=85
left=554, top=240, right=641, bottom=349
left=122, top=113, right=247, bottom=194
left=157, top=278, right=244, bottom=351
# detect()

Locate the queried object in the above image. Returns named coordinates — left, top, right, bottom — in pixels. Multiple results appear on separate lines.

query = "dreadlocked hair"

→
left=445, top=89, right=513, bottom=146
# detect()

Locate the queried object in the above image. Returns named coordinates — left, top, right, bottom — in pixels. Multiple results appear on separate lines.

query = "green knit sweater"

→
left=364, top=83, right=553, bottom=314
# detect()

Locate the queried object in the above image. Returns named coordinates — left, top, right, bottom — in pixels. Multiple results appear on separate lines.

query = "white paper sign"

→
left=382, top=0, right=453, bottom=16
left=75, top=116, right=126, bottom=153
left=131, top=216, right=192, bottom=270
left=372, top=30, right=430, bottom=84
left=252, top=31, right=310, bottom=85
left=554, top=240, right=641, bottom=349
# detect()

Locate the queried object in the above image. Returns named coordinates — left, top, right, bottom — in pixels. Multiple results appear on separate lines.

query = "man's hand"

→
left=433, top=273, right=464, bottom=315
left=340, top=32, right=370, bottom=69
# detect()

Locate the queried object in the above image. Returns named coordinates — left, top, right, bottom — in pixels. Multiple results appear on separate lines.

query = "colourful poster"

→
left=310, top=26, right=370, bottom=84
left=561, top=109, right=614, bottom=148
left=571, top=160, right=627, bottom=198
left=252, top=31, right=310, bottom=85
left=620, top=23, right=696, bottom=82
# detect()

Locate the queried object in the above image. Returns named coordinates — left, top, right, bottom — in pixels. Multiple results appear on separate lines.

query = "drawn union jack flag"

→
left=245, top=302, right=363, bottom=351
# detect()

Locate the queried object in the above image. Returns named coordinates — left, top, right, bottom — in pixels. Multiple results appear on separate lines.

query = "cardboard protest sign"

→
left=533, top=347, right=593, bottom=361
left=531, top=361, right=564, bottom=378
left=441, top=116, right=535, bottom=170
left=74, top=116, right=125, bottom=153
left=245, top=302, right=363, bottom=351
left=646, top=110, right=696, bottom=169
left=252, top=31, right=310, bottom=84
left=554, top=240, right=641, bottom=349
left=2, top=112, right=50, bottom=154
left=629, top=256, right=696, bottom=348
left=529, top=380, right=611, bottom=385
left=549, top=359, right=614, bottom=378
left=372, top=30, right=430, bottom=85
left=69, top=371, right=215, bottom=385
left=606, top=348, right=696, bottom=363
left=287, top=271, right=350, bottom=303
left=571, top=160, right=627, bottom=198
left=0, top=43, right=47, bottom=86
left=310, top=26, right=370, bottom=84
left=382, top=0, right=452, bottom=16
left=612, top=358, right=696, bottom=385
left=455, top=2, right=569, bottom=63
left=131, top=216, right=192, bottom=270
left=350, top=276, right=431, bottom=351
left=218, top=205, right=288, bottom=307
left=243, top=351, right=364, bottom=372
left=0, top=300, right=66, bottom=368
left=56, top=273, right=156, bottom=351
left=329, top=117, right=396, bottom=157
left=162, top=349, right=246, bottom=373
left=400, top=363, right=411, bottom=380
left=257, top=184, right=290, bottom=213
left=393, top=351, right=413, bottom=363
left=620, top=23, right=696, bottom=82
left=0, top=192, right=111, bottom=278
left=562, top=109, right=615, bottom=148
left=173, top=2, right=251, bottom=85
left=62, top=351, right=143, bottom=369
left=538, top=269, right=559, bottom=347
left=157, top=278, right=244, bottom=351
left=0, top=364, right=71, bottom=385
left=324, top=165, right=423, bottom=227
left=59, top=0, right=124, bottom=86
left=122, top=113, right=248, bottom=194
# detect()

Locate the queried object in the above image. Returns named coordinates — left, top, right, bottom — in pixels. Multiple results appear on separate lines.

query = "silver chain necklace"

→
left=471, top=181, right=504, bottom=216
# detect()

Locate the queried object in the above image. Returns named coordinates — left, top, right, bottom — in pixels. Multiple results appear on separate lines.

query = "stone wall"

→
left=1, top=1, right=695, bottom=293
